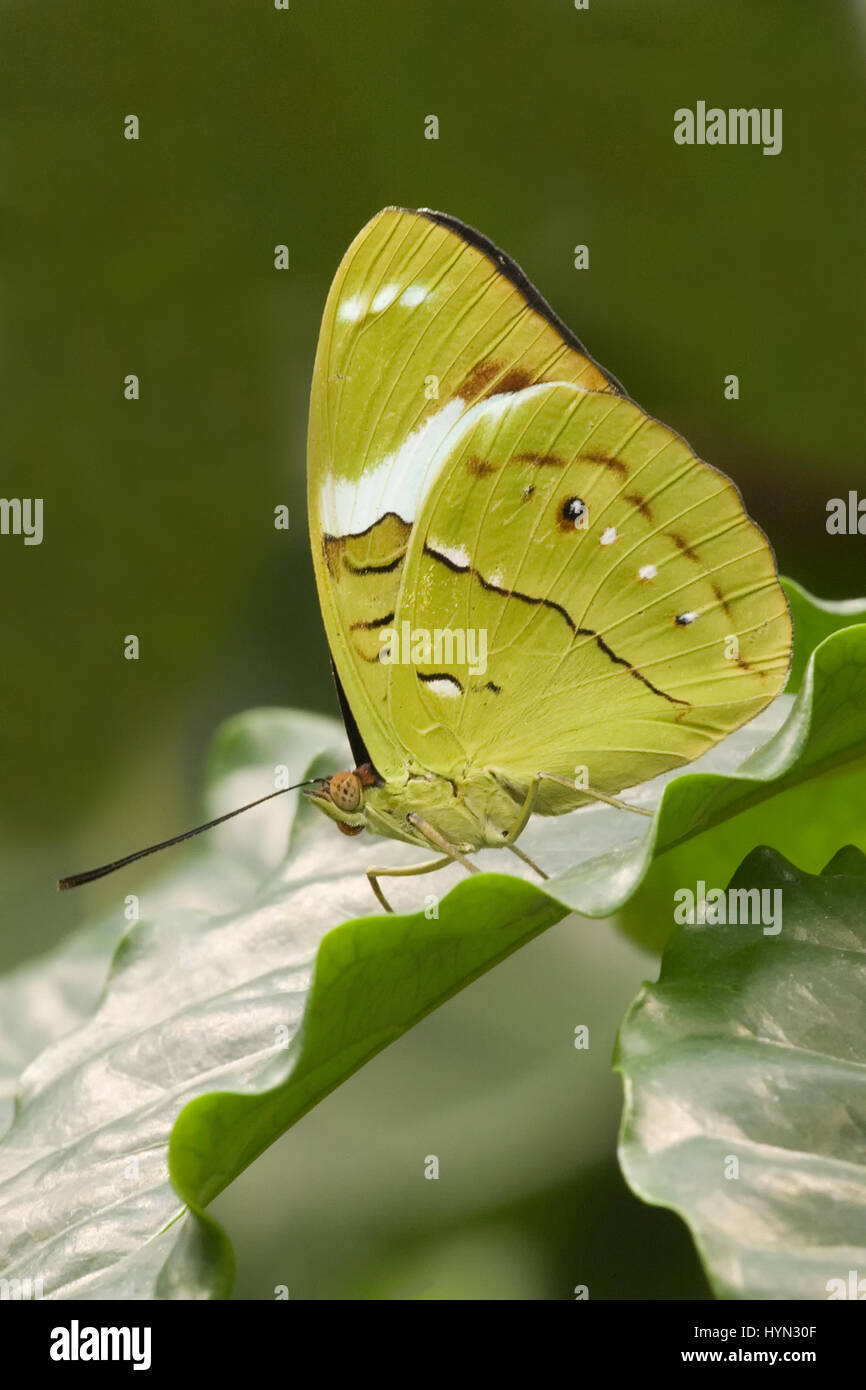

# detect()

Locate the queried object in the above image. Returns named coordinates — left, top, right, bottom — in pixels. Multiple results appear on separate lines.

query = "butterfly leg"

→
left=366, top=855, right=454, bottom=914
left=497, top=776, right=550, bottom=878
left=535, top=773, right=653, bottom=818
left=406, top=812, right=482, bottom=876
left=500, top=770, right=652, bottom=872
left=507, top=843, right=549, bottom=880
left=500, top=775, right=545, bottom=846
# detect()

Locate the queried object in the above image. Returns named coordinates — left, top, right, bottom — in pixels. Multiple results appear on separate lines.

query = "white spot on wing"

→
left=372, top=284, right=399, bottom=312
left=638, top=564, right=658, bottom=581
left=600, top=526, right=617, bottom=546
left=420, top=676, right=461, bottom=698
left=400, top=284, right=428, bottom=307
left=338, top=294, right=364, bottom=322
left=428, top=539, right=471, bottom=569
left=676, top=610, right=698, bottom=626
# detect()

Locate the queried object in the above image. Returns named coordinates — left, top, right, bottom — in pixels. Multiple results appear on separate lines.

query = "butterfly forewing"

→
left=307, top=208, right=620, bottom=778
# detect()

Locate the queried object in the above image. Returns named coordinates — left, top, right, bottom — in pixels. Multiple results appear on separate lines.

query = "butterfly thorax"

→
left=306, top=764, right=520, bottom=853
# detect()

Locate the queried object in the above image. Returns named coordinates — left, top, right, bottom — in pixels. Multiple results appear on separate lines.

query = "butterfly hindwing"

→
left=385, top=382, right=791, bottom=807
left=307, top=207, right=620, bottom=778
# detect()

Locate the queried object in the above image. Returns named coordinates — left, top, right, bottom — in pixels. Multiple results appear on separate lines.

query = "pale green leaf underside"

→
left=616, top=846, right=866, bottom=1300
left=0, top=583, right=862, bottom=1298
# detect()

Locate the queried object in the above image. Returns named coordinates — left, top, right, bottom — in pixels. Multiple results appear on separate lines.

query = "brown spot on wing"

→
left=668, top=532, right=700, bottom=562
left=466, top=454, right=496, bottom=477
left=457, top=361, right=539, bottom=403
left=514, top=451, right=564, bottom=467
left=496, top=366, right=534, bottom=393
left=625, top=492, right=653, bottom=520
left=458, top=359, right=502, bottom=400
left=323, top=535, right=345, bottom=579
left=712, top=582, right=733, bottom=616
left=581, top=451, right=628, bottom=477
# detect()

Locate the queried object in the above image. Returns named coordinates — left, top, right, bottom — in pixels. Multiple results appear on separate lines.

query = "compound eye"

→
left=335, top=820, right=364, bottom=837
left=328, top=771, right=362, bottom=811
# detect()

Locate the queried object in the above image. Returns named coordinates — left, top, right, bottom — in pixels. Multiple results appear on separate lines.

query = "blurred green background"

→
left=2, top=0, right=863, bottom=1297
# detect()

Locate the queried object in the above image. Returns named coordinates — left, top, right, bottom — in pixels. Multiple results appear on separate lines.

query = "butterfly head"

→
left=303, top=763, right=377, bottom=837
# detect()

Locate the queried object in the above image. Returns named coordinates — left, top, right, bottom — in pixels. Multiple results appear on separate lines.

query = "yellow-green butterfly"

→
left=303, top=207, right=791, bottom=909
left=59, top=207, right=791, bottom=908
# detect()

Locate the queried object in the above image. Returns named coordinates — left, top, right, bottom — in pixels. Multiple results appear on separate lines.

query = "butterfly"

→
left=59, top=208, right=791, bottom=909
left=302, top=207, right=792, bottom=909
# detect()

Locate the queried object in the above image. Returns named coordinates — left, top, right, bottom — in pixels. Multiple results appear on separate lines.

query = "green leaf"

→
left=604, top=611, right=866, bottom=952
left=0, top=709, right=564, bottom=1298
left=782, top=578, right=866, bottom=694
left=0, top=582, right=862, bottom=1298
left=616, top=846, right=866, bottom=1300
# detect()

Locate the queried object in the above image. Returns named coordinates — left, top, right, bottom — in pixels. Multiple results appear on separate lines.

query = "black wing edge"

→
left=403, top=205, right=627, bottom=397
left=330, top=659, right=375, bottom=771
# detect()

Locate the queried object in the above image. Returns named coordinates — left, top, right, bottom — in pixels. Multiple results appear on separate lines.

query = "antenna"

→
left=58, top=779, right=320, bottom=890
